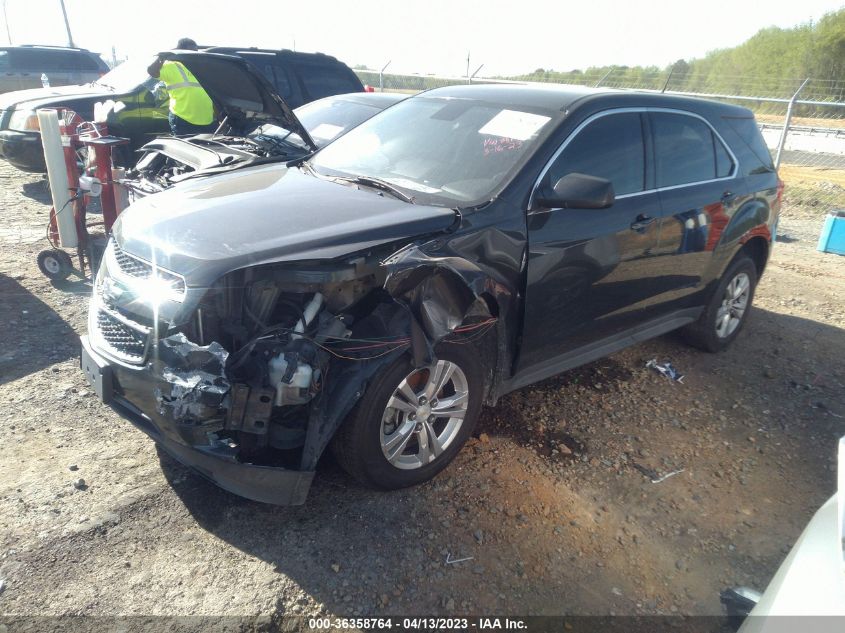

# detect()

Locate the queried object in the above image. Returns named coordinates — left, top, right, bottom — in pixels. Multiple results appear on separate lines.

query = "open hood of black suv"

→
left=159, top=50, right=317, bottom=151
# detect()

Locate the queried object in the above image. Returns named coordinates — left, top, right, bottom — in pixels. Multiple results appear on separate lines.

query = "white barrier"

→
left=37, top=109, right=78, bottom=249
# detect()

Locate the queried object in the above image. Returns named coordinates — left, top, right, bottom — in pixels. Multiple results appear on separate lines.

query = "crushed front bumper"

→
left=80, top=335, right=315, bottom=505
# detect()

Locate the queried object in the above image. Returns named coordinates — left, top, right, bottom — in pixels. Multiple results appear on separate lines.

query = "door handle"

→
left=630, top=214, right=656, bottom=232
left=722, top=190, right=736, bottom=204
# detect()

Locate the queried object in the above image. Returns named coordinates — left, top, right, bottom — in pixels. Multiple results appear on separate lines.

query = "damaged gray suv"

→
left=80, top=72, right=780, bottom=504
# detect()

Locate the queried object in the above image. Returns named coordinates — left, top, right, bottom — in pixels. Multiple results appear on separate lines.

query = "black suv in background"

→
left=80, top=84, right=781, bottom=505
left=205, top=47, right=364, bottom=106
left=0, top=47, right=363, bottom=172
left=0, top=45, right=109, bottom=94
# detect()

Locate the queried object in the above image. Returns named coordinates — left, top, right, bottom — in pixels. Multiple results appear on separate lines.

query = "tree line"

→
left=507, top=8, right=845, bottom=103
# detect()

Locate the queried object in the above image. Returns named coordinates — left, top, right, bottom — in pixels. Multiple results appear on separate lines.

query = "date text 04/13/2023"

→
left=307, top=618, right=528, bottom=630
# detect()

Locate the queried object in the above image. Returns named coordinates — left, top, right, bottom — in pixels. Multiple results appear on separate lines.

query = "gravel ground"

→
left=0, top=160, right=843, bottom=622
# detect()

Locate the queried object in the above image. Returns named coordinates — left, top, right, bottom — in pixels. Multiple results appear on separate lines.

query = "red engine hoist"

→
left=36, top=107, right=130, bottom=282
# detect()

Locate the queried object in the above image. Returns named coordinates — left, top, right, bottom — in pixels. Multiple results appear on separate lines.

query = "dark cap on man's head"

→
left=175, top=38, right=198, bottom=50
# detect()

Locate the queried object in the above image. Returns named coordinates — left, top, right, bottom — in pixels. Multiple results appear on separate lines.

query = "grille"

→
left=94, top=307, right=149, bottom=363
left=112, top=241, right=153, bottom=279
left=109, top=241, right=186, bottom=297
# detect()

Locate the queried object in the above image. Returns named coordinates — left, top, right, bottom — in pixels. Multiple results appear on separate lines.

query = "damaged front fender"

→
left=382, top=241, right=516, bottom=401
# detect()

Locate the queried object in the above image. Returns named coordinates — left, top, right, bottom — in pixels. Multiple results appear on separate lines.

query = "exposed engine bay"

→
left=140, top=253, right=496, bottom=473
left=124, top=127, right=309, bottom=197
left=148, top=258, right=380, bottom=462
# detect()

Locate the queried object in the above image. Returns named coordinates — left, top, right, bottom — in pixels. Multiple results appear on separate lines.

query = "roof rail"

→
left=18, top=44, right=90, bottom=51
left=201, top=45, right=335, bottom=60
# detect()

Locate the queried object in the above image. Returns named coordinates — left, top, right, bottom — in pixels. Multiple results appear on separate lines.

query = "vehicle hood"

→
left=114, top=163, right=458, bottom=287
left=159, top=51, right=317, bottom=151
left=0, top=83, right=110, bottom=111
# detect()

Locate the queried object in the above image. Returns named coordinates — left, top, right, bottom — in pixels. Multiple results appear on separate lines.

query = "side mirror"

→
left=536, top=173, right=615, bottom=209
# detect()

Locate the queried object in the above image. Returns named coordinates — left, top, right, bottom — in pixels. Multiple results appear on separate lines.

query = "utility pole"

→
left=59, top=0, right=75, bottom=47
left=466, top=51, right=470, bottom=80
left=2, top=0, right=12, bottom=45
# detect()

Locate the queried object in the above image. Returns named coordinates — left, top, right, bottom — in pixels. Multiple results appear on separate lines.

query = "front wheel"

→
left=332, top=343, right=484, bottom=490
left=683, top=255, right=758, bottom=352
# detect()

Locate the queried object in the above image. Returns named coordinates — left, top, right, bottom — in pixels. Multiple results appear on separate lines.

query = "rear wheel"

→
left=683, top=255, right=757, bottom=352
left=332, top=343, right=483, bottom=490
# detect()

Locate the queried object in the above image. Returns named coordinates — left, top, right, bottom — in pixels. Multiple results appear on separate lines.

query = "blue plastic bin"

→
left=817, top=210, right=845, bottom=255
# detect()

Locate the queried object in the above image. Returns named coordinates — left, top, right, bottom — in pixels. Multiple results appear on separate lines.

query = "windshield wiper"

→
left=333, top=175, right=415, bottom=204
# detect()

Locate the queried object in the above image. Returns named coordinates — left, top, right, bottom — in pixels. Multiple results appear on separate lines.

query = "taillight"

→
left=7, top=110, right=41, bottom=132
left=363, top=85, right=375, bottom=93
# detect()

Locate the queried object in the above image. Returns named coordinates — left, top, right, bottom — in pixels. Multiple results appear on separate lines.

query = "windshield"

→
left=94, top=56, right=157, bottom=93
left=310, top=96, right=556, bottom=206
left=295, top=97, right=386, bottom=147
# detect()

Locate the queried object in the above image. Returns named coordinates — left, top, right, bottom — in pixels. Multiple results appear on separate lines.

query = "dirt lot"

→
left=0, top=160, right=843, bottom=623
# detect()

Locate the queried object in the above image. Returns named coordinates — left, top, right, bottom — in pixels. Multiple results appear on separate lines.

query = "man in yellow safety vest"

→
left=147, top=38, right=216, bottom=136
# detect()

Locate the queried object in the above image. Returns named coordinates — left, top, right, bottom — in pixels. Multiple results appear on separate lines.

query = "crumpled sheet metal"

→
left=382, top=245, right=499, bottom=342
left=154, top=333, right=230, bottom=419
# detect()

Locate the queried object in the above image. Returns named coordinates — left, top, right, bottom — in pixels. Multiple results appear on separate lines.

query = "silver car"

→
left=0, top=45, right=109, bottom=94
left=725, top=437, right=845, bottom=631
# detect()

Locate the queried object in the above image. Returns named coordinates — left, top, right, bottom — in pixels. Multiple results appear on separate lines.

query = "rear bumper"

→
left=80, top=335, right=315, bottom=505
left=0, top=129, right=46, bottom=172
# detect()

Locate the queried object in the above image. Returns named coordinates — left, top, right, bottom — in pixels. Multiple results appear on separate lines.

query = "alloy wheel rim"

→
left=715, top=272, right=750, bottom=339
left=380, top=360, right=469, bottom=470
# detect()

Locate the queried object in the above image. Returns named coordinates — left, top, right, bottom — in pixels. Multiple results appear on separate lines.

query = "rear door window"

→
left=11, top=49, right=64, bottom=72
left=715, top=137, right=733, bottom=177
left=652, top=112, right=732, bottom=187
left=266, top=64, right=293, bottom=100
left=546, top=111, right=646, bottom=196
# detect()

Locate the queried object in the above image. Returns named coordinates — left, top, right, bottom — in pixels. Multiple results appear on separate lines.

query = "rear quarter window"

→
left=295, top=65, right=361, bottom=101
left=69, top=52, right=104, bottom=72
left=722, top=116, right=775, bottom=175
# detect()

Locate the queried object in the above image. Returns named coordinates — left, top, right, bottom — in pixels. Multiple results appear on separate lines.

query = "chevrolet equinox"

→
left=80, top=81, right=780, bottom=505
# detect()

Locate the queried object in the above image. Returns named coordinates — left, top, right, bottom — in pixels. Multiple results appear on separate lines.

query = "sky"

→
left=2, top=0, right=844, bottom=77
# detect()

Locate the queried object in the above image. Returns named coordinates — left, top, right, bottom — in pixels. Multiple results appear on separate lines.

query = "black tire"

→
left=332, top=342, right=484, bottom=490
left=37, top=249, right=74, bottom=281
left=682, top=255, right=757, bottom=353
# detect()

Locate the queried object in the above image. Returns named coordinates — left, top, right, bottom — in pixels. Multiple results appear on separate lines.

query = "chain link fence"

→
left=354, top=68, right=845, bottom=239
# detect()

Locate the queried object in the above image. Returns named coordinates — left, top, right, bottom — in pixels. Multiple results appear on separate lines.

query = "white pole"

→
left=38, top=109, right=78, bottom=248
